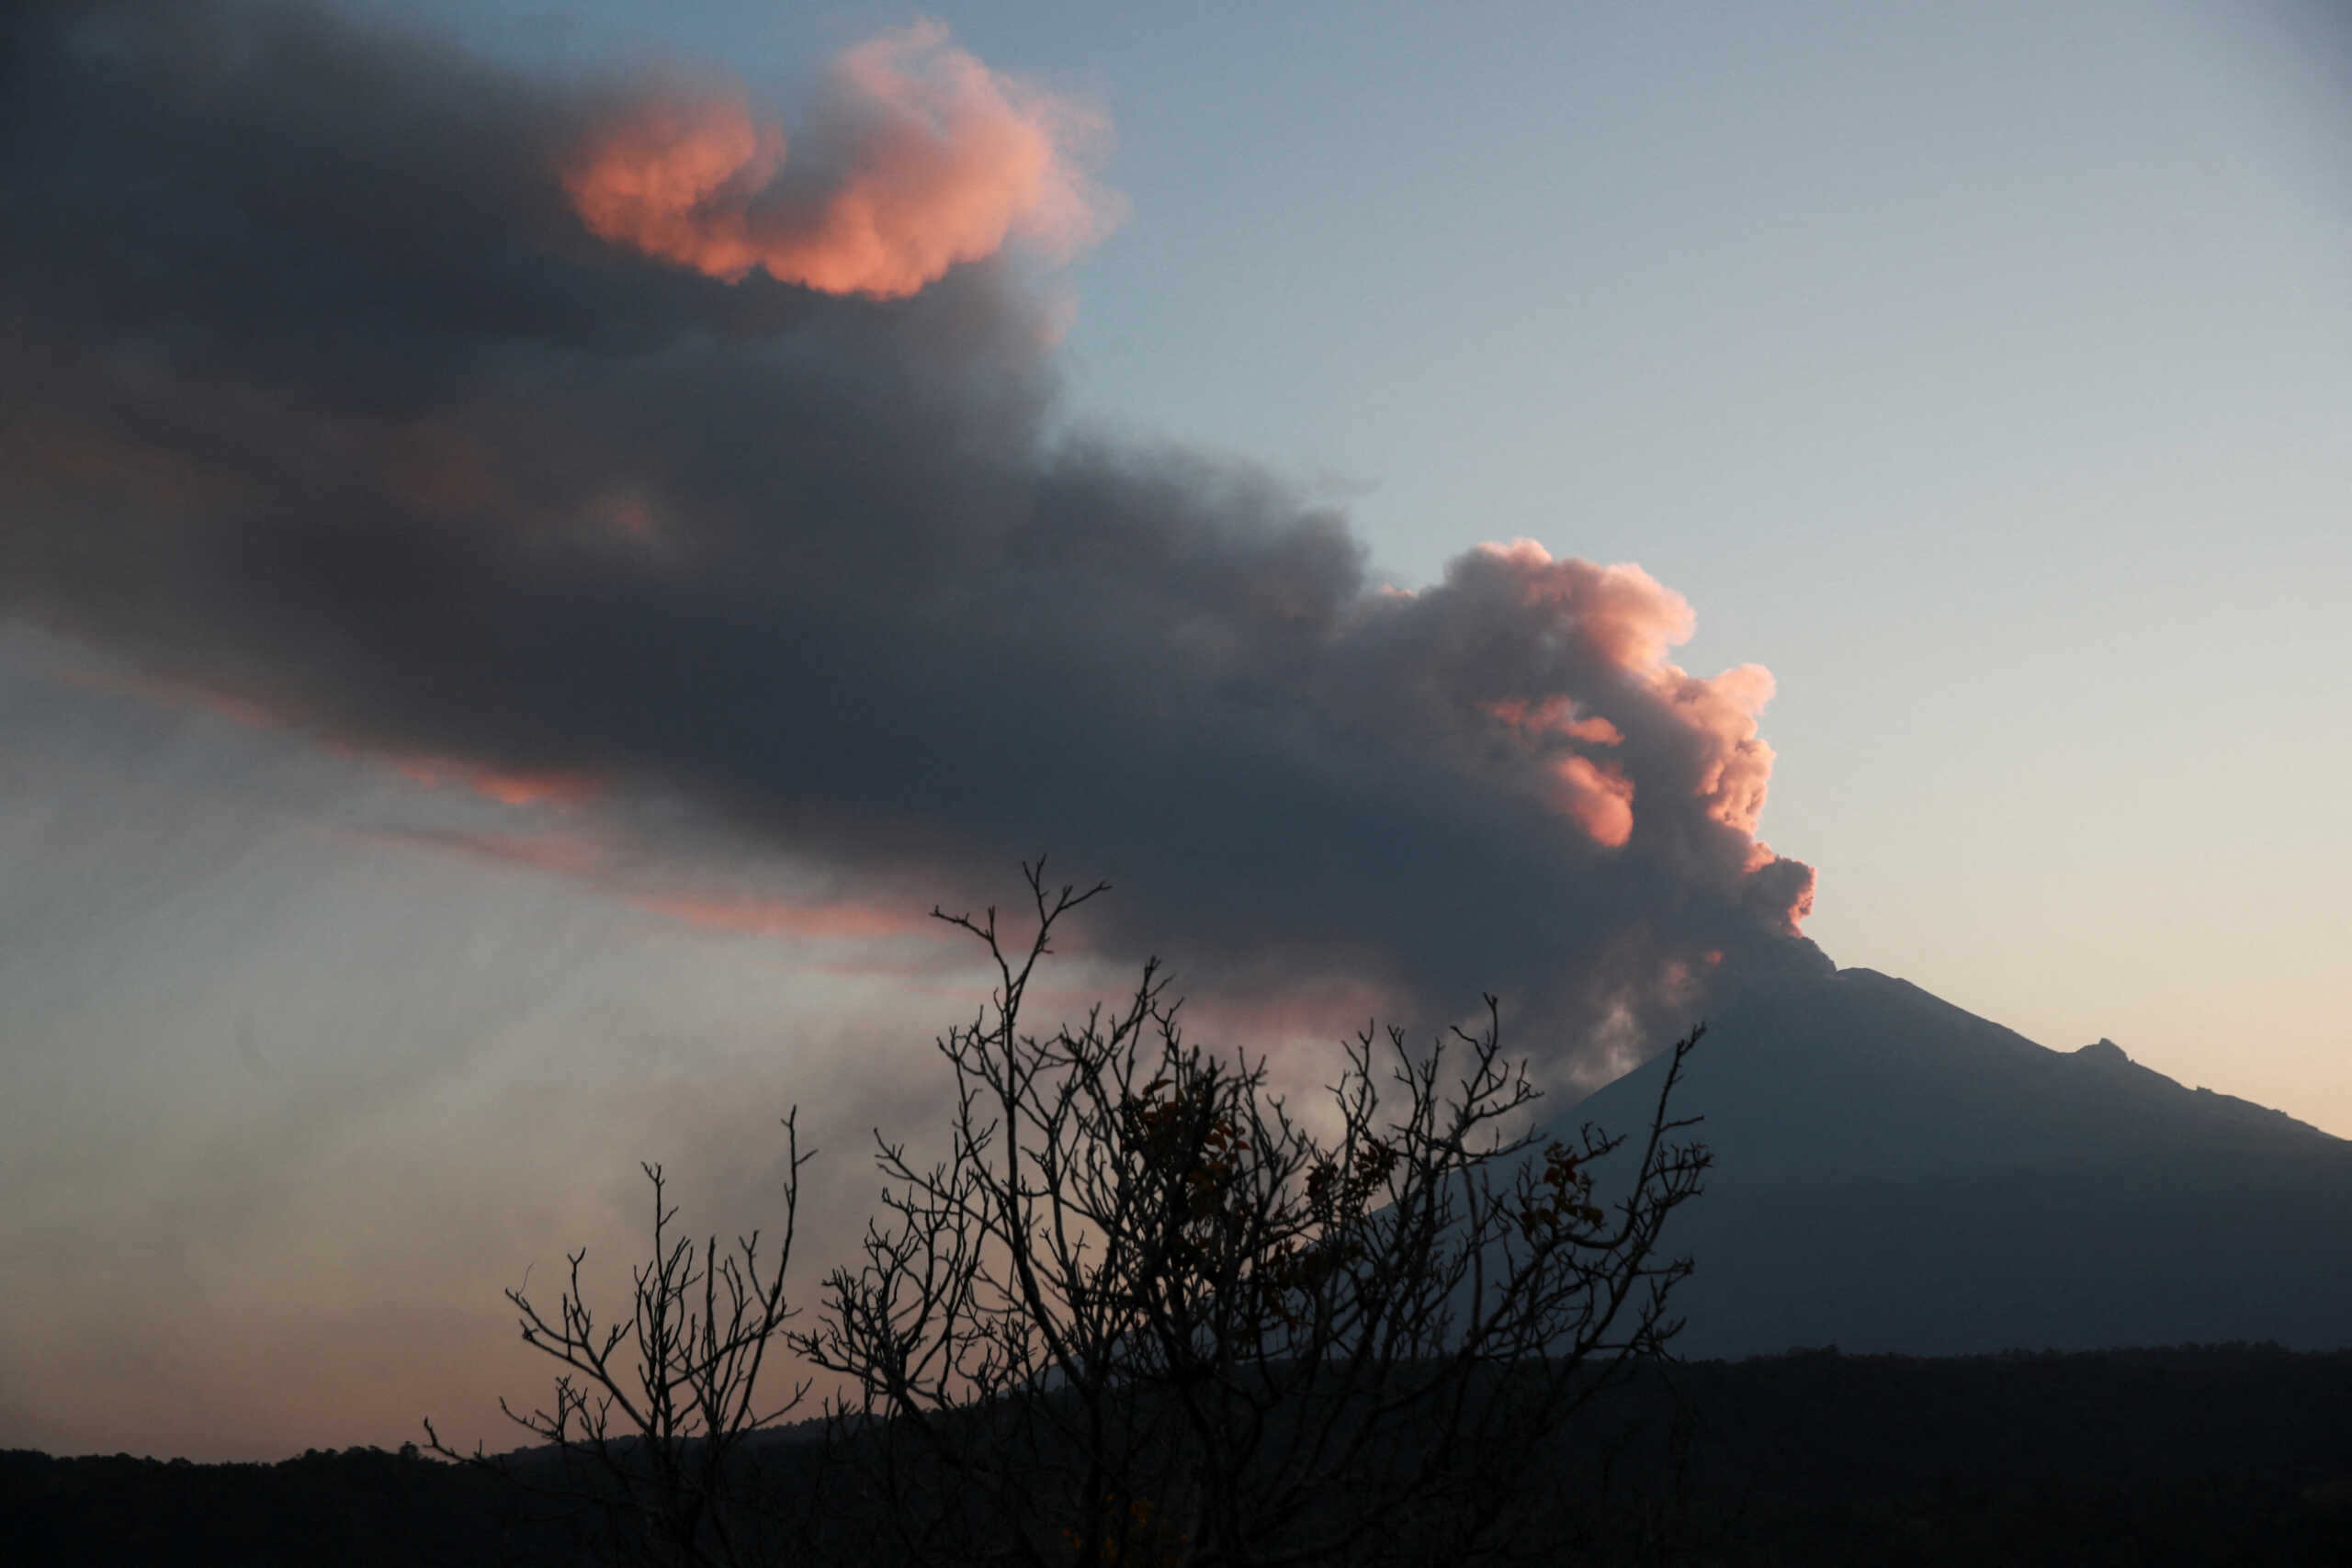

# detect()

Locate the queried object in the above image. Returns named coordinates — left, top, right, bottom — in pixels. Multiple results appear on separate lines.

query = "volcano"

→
left=1568, top=967, right=2352, bottom=1355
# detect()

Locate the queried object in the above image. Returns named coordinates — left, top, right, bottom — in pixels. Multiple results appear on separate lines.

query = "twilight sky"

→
left=2, top=0, right=2346, bottom=1461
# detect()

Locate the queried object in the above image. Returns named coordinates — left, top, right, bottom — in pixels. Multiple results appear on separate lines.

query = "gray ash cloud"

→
left=0, top=0, right=1826, bottom=1070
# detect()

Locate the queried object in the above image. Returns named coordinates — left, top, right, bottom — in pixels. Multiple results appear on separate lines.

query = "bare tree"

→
left=426, top=1113, right=817, bottom=1568
left=801, top=866, right=1710, bottom=1567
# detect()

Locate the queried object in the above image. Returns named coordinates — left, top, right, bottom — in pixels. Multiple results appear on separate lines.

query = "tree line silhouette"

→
left=13, top=872, right=2351, bottom=1565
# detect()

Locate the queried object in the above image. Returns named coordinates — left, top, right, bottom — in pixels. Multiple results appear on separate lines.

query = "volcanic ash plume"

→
left=563, top=23, right=1114, bottom=298
left=0, top=0, right=1824, bottom=1076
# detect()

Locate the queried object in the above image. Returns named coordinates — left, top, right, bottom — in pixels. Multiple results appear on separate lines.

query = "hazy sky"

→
left=2, top=0, right=2346, bottom=1460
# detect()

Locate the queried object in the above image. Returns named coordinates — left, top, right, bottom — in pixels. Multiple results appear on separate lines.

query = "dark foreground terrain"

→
left=7, top=1344, right=2350, bottom=1566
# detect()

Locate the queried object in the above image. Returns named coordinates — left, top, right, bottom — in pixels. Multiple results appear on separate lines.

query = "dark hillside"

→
left=0, top=1443, right=575, bottom=1566
left=1635, top=1345, right=2352, bottom=1566
left=6, top=1347, right=2350, bottom=1565
left=1570, top=968, right=2352, bottom=1354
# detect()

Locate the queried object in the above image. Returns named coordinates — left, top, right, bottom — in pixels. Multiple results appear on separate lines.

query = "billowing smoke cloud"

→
left=0, top=0, right=1825, bottom=1074
left=564, top=22, right=1112, bottom=298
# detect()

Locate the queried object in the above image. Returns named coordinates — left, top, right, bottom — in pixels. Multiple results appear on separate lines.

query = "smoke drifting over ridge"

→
left=0, top=0, right=1825, bottom=1069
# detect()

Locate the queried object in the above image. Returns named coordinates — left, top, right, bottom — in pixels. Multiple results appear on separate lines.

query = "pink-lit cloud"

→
left=354, top=827, right=933, bottom=950
left=1473, top=545, right=1793, bottom=875
left=1353, top=540, right=1814, bottom=936
left=628, top=890, right=926, bottom=942
left=565, top=24, right=1113, bottom=298
left=1484, top=695, right=1625, bottom=748
left=48, top=660, right=288, bottom=732
left=45, top=662, right=609, bottom=814
left=388, top=756, right=604, bottom=809
left=1552, top=753, right=1637, bottom=848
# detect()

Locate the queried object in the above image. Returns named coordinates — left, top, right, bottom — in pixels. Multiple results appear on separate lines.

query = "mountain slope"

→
left=1566, top=968, right=2352, bottom=1354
